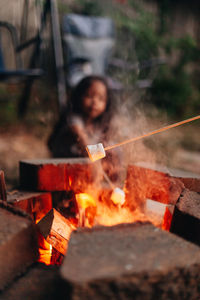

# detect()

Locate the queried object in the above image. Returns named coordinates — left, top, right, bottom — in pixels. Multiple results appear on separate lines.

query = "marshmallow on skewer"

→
left=111, top=188, right=125, bottom=206
left=86, top=143, right=106, bottom=162
left=86, top=145, right=125, bottom=205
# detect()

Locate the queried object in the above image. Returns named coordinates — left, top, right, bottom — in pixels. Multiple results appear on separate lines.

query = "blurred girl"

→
left=48, top=75, right=119, bottom=180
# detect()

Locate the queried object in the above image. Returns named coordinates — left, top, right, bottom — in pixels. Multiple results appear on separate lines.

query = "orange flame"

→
left=75, top=191, right=148, bottom=227
left=75, top=193, right=96, bottom=209
left=69, top=176, right=73, bottom=188
left=75, top=193, right=97, bottom=228
left=37, top=231, right=53, bottom=265
left=95, top=201, right=147, bottom=226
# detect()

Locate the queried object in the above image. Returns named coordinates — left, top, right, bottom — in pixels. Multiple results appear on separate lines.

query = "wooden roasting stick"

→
left=86, top=115, right=200, bottom=161
left=105, top=114, right=200, bottom=151
left=0, top=170, right=7, bottom=201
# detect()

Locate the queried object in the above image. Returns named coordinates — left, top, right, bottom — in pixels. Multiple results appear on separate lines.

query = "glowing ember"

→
left=75, top=193, right=96, bottom=209
left=75, top=193, right=97, bottom=227
left=75, top=191, right=147, bottom=228
left=95, top=202, right=147, bottom=226
left=69, top=176, right=73, bottom=187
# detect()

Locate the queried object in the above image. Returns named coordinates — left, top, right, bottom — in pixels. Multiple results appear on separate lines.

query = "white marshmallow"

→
left=111, top=188, right=125, bottom=206
left=86, top=143, right=106, bottom=162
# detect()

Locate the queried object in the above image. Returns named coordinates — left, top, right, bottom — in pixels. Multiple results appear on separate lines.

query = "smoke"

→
left=105, top=91, right=168, bottom=175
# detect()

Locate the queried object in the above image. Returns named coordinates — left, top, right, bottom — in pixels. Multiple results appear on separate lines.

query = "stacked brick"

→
left=125, top=164, right=185, bottom=230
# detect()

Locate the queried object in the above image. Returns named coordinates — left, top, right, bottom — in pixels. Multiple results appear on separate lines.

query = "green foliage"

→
left=64, top=0, right=200, bottom=118
left=151, top=67, right=193, bottom=116
left=150, top=33, right=200, bottom=117
left=73, top=0, right=103, bottom=16
left=114, top=5, right=160, bottom=60
left=0, top=85, right=18, bottom=124
left=164, top=35, right=200, bottom=65
left=57, top=2, right=71, bottom=15
left=0, top=83, right=19, bottom=126
left=0, top=102, right=17, bottom=125
left=108, top=1, right=200, bottom=118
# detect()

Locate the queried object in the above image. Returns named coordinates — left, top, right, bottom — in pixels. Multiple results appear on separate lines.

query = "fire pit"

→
left=1, top=158, right=200, bottom=299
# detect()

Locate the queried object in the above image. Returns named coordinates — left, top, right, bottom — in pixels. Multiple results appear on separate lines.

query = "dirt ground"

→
left=1, top=120, right=200, bottom=190
left=0, top=124, right=51, bottom=188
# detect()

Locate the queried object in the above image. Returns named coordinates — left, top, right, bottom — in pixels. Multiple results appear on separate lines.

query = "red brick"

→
left=20, top=158, right=96, bottom=192
left=7, top=190, right=52, bottom=222
left=0, top=201, right=38, bottom=290
left=125, top=165, right=184, bottom=210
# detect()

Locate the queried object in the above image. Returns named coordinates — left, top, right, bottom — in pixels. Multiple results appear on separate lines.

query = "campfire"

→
left=9, top=115, right=200, bottom=267
left=1, top=157, right=200, bottom=298
left=5, top=158, right=186, bottom=265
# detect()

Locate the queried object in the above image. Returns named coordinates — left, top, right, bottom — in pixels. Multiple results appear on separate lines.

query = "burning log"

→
left=0, top=201, right=38, bottom=291
left=60, top=223, right=200, bottom=299
left=7, top=190, right=52, bottom=223
left=20, top=158, right=96, bottom=192
left=125, top=165, right=184, bottom=211
left=37, top=208, right=74, bottom=255
left=170, top=189, right=200, bottom=246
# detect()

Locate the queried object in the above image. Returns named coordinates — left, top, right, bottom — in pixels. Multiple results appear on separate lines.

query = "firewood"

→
left=37, top=208, right=74, bottom=255
left=0, top=170, right=7, bottom=201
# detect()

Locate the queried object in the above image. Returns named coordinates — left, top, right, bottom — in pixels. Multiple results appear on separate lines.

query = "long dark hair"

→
left=48, top=76, right=113, bottom=154
left=69, top=75, right=113, bottom=132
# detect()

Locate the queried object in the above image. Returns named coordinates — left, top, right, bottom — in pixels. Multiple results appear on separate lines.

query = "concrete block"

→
left=0, top=263, right=65, bottom=300
left=0, top=201, right=38, bottom=290
left=170, top=189, right=200, bottom=246
left=60, top=222, right=200, bottom=299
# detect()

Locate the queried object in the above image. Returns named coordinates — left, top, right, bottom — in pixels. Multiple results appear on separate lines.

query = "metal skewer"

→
left=102, top=169, right=115, bottom=189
